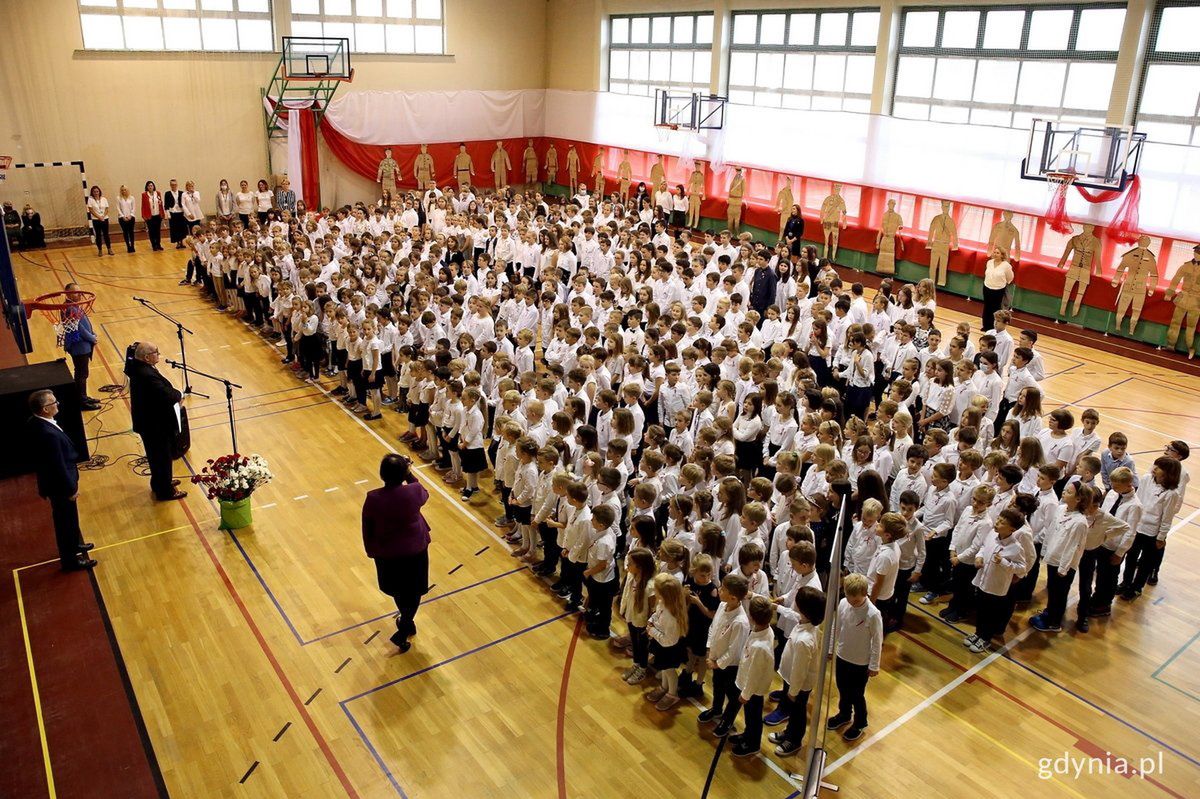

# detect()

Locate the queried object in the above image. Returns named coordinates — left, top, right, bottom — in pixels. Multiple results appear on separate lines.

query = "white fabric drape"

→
left=323, top=90, right=545, bottom=145
left=287, top=109, right=304, bottom=200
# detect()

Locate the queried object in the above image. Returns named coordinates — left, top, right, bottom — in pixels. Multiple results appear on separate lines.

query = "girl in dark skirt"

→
left=646, top=573, right=690, bottom=711
left=678, top=554, right=721, bottom=698
left=733, top=393, right=765, bottom=482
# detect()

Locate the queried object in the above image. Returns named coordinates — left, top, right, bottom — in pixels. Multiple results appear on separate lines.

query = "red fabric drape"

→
left=1075, top=175, right=1141, bottom=245
left=299, top=109, right=321, bottom=209
left=1045, top=182, right=1073, bottom=234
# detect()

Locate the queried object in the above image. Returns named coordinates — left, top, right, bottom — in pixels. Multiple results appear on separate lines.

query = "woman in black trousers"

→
left=982, top=246, right=1014, bottom=331
left=85, top=186, right=112, bottom=256
left=361, top=454, right=433, bottom=653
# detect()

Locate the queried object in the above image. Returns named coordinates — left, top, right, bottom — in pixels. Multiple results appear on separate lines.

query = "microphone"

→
left=165, top=358, right=182, bottom=368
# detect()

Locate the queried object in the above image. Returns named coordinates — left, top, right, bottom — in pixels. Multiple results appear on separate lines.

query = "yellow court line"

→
left=13, top=569, right=57, bottom=799
left=13, top=523, right=207, bottom=573
left=875, top=665, right=1090, bottom=799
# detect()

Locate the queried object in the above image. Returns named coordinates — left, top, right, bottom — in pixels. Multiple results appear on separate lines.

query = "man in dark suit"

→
left=127, top=341, right=187, bottom=501
left=27, top=389, right=96, bottom=571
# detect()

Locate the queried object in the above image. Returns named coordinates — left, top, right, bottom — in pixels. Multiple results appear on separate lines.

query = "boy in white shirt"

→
left=725, top=596, right=776, bottom=757
left=827, top=574, right=882, bottom=741
left=699, top=574, right=751, bottom=730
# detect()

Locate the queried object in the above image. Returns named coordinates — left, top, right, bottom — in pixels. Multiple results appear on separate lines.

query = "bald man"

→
left=27, top=389, right=96, bottom=570
left=128, top=342, right=186, bottom=501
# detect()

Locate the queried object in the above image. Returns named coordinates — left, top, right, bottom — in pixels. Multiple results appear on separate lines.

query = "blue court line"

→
left=1152, top=630, right=1200, bottom=678
left=1042, top=360, right=1085, bottom=380
left=907, top=602, right=1200, bottom=770
left=340, top=612, right=571, bottom=799
left=1053, top=376, right=1135, bottom=412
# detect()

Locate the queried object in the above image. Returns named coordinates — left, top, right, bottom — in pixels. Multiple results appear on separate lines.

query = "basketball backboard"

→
left=654, top=90, right=727, bottom=131
left=282, top=36, right=352, bottom=80
left=1021, top=118, right=1146, bottom=191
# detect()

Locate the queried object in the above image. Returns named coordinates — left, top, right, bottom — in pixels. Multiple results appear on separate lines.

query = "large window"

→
left=608, top=13, right=714, bottom=97
left=291, top=0, right=444, bottom=54
left=1136, top=1, right=1200, bottom=146
left=78, top=0, right=273, bottom=51
left=728, top=9, right=879, bottom=112
left=892, top=4, right=1126, bottom=129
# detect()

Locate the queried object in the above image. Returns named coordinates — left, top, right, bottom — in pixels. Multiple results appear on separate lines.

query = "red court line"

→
left=555, top=616, right=585, bottom=799
left=51, top=254, right=361, bottom=798
left=898, top=630, right=1186, bottom=799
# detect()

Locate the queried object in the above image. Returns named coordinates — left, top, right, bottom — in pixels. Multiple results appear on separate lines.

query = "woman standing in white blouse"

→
left=214, top=179, right=235, bottom=227
left=116, top=185, right=137, bottom=253
left=234, top=180, right=255, bottom=227
left=254, top=179, right=273, bottom=224
left=86, top=185, right=113, bottom=256
left=982, top=246, right=1015, bottom=332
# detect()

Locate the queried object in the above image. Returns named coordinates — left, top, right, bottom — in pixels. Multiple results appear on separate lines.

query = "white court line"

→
left=219, top=344, right=231, bottom=349
left=324, top=486, right=339, bottom=493
left=823, top=627, right=1033, bottom=776
left=259, top=502, right=277, bottom=509
left=293, top=494, right=308, bottom=501
left=197, top=348, right=210, bottom=352
left=684, top=698, right=803, bottom=792
left=354, top=479, right=369, bottom=485
left=1170, top=505, right=1200, bottom=534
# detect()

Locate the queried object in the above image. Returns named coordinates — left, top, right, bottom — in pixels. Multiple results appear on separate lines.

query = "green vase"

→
left=218, top=497, right=253, bottom=530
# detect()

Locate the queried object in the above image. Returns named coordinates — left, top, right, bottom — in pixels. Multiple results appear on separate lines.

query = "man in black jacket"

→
left=128, top=342, right=187, bottom=501
left=27, top=389, right=96, bottom=570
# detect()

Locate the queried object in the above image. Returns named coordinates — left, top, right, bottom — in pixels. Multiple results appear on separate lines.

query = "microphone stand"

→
left=133, top=296, right=207, bottom=398
left=165, top=359, right=242, bottom=454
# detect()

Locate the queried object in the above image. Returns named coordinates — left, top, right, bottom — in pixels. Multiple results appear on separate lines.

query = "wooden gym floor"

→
left=6, top=244, right=1200, bottom=799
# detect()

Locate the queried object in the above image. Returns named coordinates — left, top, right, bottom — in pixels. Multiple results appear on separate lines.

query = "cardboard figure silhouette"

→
left=686, top=161, right=705, bottom=229
left=1055, top=223, right=1101, bottom=317
left=650, top=155, right=666, bottom=192
left=726, top=167, right=745, bottom=233
left=377, top=147, right=400, bottom=197
left=820, top=184, right=848, bottom=261
left=876, top=198, right=904, bottom=276
left=926, top=200, right=958, bottom=286
left=592, top=148, right=606, bottom=197
left=1166, top=244, right=1200, bottom=357
left=490, top=142, right=512, bottom=192
left=453, top=143, right=475, bottom=190
left=1111, top=235, right=1158, bottom=333
left=413, top=144, right=435, bottom=191
left=523, top=139, right=538, bottom=187
left=618, top=150, right=633, bottom=203
left=775, top=178, right=795, bottom=240
left=566, top=145, right=580, bottom=194
left=545, top=144, right=559, bottom=186
left=988, top=210, right=1022, bottom=263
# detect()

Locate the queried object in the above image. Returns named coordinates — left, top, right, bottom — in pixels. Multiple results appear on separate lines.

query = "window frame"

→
left=290, top=0, right=445, bottom=55
left=77, top=0, right=275, bottom=52
left=606, top=11, right=715, bottom=97
left=726, top=7, right=879, bottom=112
left=1133, top=0, right=1200, bottom=146
left=891, top=3, right=1126, bottom=130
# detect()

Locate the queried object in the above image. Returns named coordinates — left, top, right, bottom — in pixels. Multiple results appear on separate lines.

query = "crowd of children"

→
left=179, top=182, right=1190, bottom=759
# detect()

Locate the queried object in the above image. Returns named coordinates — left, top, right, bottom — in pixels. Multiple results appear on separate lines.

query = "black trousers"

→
left=1011, top=542, right=1042, bottom=602
left=709, top=665, right=739, bottom=717
left=723, top=693, right=765, bottom=748
left=49, top=494, right=83, bottom=568
left=835, top=657, right=870, bottom=728
left=145, top=215, right=163, bottom=249
left=780, top=688, right=811, bottom=746
left=1122, top=534, right=1163, bottom=592
left=71, top=351, right=92, bottom=401
left=584, top=575, right=617, bottom=633
left=91, top=219, right=111, bottom=253
left=139, top=430, right=175, bottom=499
left=975, top=590, right=1012, bottom=641
left=924, top=536, right=951, bottom=593
left=538, top=523, right=560, bottom=573
left=118, top=217, right=136, bottom=250
left=393, top=595, right=419, bottom=639
left=629, top=624, right=649, bottom=668
left=982, top=286, right=1006, bottom=332
left=1094, top=550, right=1122, bottom=609
left=561, top=559, right=584, bottom=606
left=885, top=566, right=915, bottom=631
left=1076, top=547, right=1104, bottom=619
left=1044, top=566, right=1075, bottom=626
left=948, top=561, right=979, bottom=616
left=168, top=212, right=186, bottom=244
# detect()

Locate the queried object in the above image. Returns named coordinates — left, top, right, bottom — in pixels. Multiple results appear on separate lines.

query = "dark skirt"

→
left=735, top=438, right=762, bottom=471
left=649, top=639, right=687, bottom=670
left=374, top=549, right=430, bottom=605
left=409, top=402, right=430, bottom=426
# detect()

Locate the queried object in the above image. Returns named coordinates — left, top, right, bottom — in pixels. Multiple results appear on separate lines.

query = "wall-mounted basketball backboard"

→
left=654, top=90, right=726, bottom=131
left=1021, top=118, right=1146, bottom=191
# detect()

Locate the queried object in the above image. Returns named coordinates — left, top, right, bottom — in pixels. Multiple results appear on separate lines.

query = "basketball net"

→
left=26, top=290, right=95, bottom=348
left=1044, top=170, right=1142, bottom=244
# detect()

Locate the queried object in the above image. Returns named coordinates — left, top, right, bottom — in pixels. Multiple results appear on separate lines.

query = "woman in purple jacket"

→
left=362, top=454, right=431, bottom=653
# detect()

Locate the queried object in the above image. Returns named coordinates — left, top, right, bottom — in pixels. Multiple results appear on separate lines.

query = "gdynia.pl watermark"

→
left=1038, top=751, right=1165, bottom=780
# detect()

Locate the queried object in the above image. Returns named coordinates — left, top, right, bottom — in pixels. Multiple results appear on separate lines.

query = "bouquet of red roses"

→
left=191, top=454, right=273, bottom=502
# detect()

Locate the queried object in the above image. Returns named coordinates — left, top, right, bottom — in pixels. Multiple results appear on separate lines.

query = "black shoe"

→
left=843, top=726, right=866, bottom=742
left=1075, top=618, right=1090, bottom=633
left=827, top=713, right=851, bottom=730
left=731, top=741, right=759, bottom=758
left=77, top=542, right=95, bottom=552
left=1147, top=572, right=1159, bottom=586
left=697, top=708, right=720, bottom=724
left=712, top=723, right=732, bottom=738
left=63, top=555, right=98, bottom=571
left=1088, top=607, right=1111, bottom=618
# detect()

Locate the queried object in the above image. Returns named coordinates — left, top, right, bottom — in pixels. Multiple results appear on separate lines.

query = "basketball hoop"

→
left=24, top=290, right=96, bottom=348
left=1044, top=170, right=1077, bottom=234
